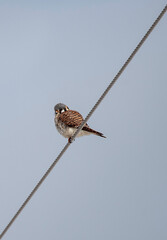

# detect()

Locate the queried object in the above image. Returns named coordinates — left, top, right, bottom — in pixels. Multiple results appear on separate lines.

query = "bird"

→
left=54, top=103, right=106, bottom=143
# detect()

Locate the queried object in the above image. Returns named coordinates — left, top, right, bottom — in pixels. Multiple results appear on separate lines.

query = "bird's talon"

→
left=68, top=137, right=75, bottom=143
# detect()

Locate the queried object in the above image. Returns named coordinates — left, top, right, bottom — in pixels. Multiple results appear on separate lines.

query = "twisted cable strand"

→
left=1, top=5, right=166, bottom=239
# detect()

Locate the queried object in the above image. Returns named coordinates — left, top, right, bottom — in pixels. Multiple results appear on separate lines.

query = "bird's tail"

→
left=83, top=126, right=106, bottom=138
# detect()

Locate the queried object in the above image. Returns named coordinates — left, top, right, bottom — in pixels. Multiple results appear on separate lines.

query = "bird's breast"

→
left=54, top=117, right=75, bottom=138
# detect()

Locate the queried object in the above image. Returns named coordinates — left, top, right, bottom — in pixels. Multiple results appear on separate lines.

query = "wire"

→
left=70, top=5, right=167, bottom=142
left=0, top=4, right=166, bottom=239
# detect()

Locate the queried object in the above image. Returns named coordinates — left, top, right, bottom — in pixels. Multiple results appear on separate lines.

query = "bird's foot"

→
left=68, top=137, right=75, bottom=143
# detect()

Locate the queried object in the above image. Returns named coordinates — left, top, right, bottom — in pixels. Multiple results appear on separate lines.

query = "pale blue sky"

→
left=0, top=1, right=167, bottom=239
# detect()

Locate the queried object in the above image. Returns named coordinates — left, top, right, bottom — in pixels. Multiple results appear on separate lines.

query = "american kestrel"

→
left=54, top=103, right=106, bottom=143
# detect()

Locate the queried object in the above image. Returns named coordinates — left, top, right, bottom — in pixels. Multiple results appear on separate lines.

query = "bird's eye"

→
left=56, top=110, right=59, bottom=114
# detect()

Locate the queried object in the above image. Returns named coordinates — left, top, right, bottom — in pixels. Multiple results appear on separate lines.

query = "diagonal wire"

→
left=70, top=4, right=167, bottom=142
left=0, top=4, right=166, bottom=239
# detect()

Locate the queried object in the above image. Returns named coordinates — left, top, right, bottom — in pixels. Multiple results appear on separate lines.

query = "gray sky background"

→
left=0, top=1, right=167, bottom=240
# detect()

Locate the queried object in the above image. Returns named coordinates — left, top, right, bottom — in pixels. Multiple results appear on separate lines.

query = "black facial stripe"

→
left=60, top=108, right=66, bottom=113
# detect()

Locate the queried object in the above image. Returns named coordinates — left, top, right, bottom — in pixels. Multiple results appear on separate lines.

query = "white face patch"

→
left=61, top=109, right=65, bottom=113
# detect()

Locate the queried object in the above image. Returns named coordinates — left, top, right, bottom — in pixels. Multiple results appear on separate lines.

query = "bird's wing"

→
left=59, top=110, right=85, bottom=128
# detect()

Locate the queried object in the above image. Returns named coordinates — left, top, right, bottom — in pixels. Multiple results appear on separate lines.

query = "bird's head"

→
left=54, top=103, right=69, bottom=115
